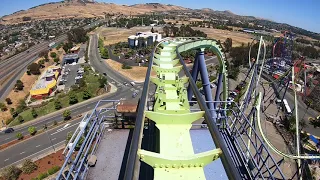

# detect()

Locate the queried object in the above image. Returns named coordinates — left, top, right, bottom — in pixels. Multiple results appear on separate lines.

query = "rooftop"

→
left=116, top=101, right=138, bottom=113
left=63, top=53, right=79, bottom=59
left=87, top=129, right=130, bottom=180
left=30, top=66, right=60, bottom=95
left=70, top=46, right=80, bottom=51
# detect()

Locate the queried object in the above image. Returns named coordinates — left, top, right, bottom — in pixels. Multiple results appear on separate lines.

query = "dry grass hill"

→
left=0, top=2, right=187, bottom=24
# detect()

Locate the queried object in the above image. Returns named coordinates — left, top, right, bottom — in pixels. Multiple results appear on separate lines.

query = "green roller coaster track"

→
left=137, top=37, right=229, bottom=179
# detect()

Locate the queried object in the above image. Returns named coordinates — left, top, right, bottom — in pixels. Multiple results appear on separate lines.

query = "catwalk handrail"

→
left=175, top=38, right=241, bottom=180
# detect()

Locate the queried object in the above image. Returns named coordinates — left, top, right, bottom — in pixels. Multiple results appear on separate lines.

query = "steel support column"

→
left=198, top=50, right=215, bottom=117
left=214, top=73, right=223, bottom=109
left=187, top=53, right=199, bottom=101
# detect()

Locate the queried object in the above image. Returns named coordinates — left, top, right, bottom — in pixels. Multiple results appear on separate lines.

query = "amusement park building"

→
left=30, top=66, right=61, bottom=99
left=128, top=32, right=162, bottom=48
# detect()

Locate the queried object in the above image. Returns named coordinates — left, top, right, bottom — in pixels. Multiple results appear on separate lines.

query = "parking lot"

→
left=59, top=64, right=82, bottom=91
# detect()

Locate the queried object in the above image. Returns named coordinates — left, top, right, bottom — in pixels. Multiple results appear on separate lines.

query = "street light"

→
left=44, top=124, right=55, bottom=152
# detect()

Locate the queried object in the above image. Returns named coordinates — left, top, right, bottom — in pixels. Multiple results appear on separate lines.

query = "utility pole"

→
left=44, top=124, right=55, bottom=152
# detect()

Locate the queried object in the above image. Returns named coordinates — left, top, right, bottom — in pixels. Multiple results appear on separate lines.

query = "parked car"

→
left=132, top=92, right=138, bottom=98
left=4, top=128, right=14, bottom=134
left=230, top=91, right=237, bottom=98
left=130, top=82, right=135, bottom=86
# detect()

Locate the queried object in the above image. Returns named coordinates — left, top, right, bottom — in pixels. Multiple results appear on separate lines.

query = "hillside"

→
left=0, top=2, right=187, bottom=24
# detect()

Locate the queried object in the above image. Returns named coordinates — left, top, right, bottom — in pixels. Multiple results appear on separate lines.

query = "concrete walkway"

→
left=87, top=129, right=130, bottom=180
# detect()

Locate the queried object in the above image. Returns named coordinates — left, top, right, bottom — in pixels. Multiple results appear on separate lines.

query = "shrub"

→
left=36, top=172, right=48, bottom=180
left=122, top=63, right=132, bottom=69
left=5, top=98, right=12, bottom=105
left=28, top=126, right=37, bottom=136
left=63, top=110, right=71, bottom=120
left=54, top=100, right=62, bottom=110
left=69, top=91, right=78, bottom=105
left=50, top=52, right=57, bottom=58
left=53, top=120, right=58, bottom=126
left=54, top=57, right=60, bottom=63
left=47, top=166, right=60, bottom=175
left=2, top=165, right=22, bottom=180
left=0, top=103, right=7, bottom=111
left=31, top=108, right=38, bottom=118
left=17, top=115, right=24, bottom=123
left=16, top=132, right=23, bottom=140
left=82, top=89, right=92, bottom=100
left=21, top=159, right=38, bottom=174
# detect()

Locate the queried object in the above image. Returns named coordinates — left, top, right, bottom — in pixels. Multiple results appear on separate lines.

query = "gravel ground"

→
left=87, top=129, right=129, bottom=180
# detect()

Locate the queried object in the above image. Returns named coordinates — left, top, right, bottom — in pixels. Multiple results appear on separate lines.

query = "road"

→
left=89, top=34, right=138, bottom=84
left=279, top=86, right=320, bottom=136
left=0, top=91, right=133, bottom=169
left=261, top=73, right=320, bottom=136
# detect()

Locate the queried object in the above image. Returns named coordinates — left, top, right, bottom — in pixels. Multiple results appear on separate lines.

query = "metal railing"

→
left=56, top=100, right=120, bottom=180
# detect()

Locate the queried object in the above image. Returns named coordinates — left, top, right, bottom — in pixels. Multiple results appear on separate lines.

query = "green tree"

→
left=15, top=80, right=24, bottom=91
left=50, top=52, right=57, bottom=58
left=16, top=132, right=23, bottom=140
left=54, top=57, right=60, bottom=63
left=151, top=27, right=154, bottom=33
left=223, top=38, right=233, bottom=52
left=38, top=59, right=45, bottom=65
left=228, top=65, right=240, bottom=80
left=79, top=78, right=86, bottom=88
left=63, top=41, right=73, bottom=53
left=69, top=91, right=78, bottom=104
left=2, top=165, right=22, bottom=180
left=28, top=126, right=37, bottom=136
left=98, top=76, right=108, bottom=88
left=21, top=159, right=37, bottom=174
left=82, top=89, right=92, bottom=100
left=67, top=27, right=88, bottom=43
left=27, top=63, right=41, bottom=75
left=54, top=100, right=62, bottom=110
left=31, top=108, right=37, bottom=118
left=63, top=110, right=71, bottom=120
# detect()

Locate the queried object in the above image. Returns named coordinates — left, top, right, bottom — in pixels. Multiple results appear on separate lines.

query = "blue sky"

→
left=0, top=0, right=319, bottom=33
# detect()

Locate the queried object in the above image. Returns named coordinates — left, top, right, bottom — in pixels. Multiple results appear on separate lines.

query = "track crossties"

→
left=137, top=38, right=226, bottom=179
